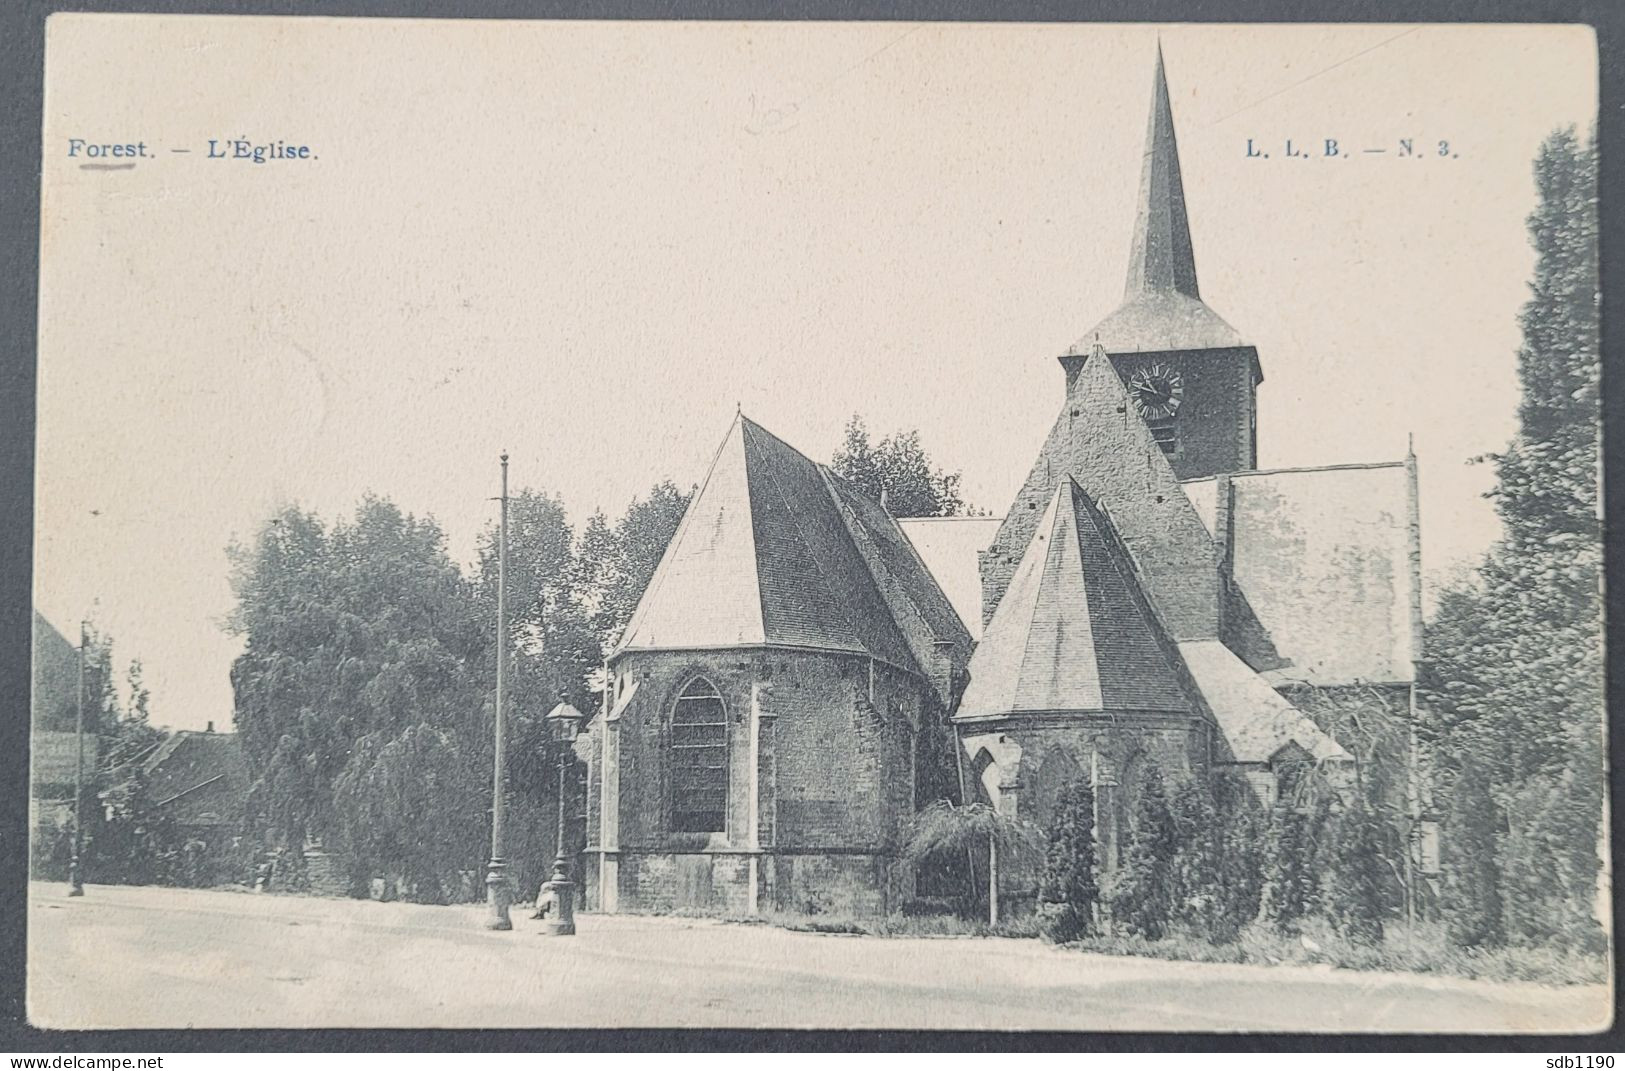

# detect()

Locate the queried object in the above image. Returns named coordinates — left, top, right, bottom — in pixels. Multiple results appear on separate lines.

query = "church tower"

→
left=1059, top=45, right=1262, bottom=481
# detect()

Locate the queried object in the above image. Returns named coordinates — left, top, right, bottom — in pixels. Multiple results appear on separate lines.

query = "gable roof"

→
left=31, top=611, right=79, bottom=732
left=1183, top=461, right=1421, bottom=685
left=615, top=414, right=971, bottom=684
left=985, top=351, right=1223, bottom=642
left=142, top=730, right=249, bottom=824
left=958, top=479, right=1193, bottom=719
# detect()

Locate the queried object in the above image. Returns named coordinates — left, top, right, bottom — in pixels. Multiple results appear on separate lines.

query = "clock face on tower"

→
left=1128, top=363, right=1185, bottom=422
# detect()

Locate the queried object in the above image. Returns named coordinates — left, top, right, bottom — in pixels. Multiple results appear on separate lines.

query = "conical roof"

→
left=1127, top=42, right=1198, bottom=301
left=614, top=414, right=941, bottom=676
left=1070, top=46, right=1246, bottom=356
left=958, top=478, right=1193, bottom=719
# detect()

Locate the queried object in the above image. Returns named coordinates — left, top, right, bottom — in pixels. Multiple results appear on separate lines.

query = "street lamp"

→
left=538, top=696, right=585, bottom=936
left=484, top=452, right=513, bottom=931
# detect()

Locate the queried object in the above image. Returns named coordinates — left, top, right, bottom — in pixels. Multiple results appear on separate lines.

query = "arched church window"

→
left=671, top=677, right=728, bottom=833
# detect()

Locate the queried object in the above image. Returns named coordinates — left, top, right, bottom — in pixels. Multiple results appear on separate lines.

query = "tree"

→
left=1265, top=792, right=1331, bottom=933
left=1442, top=750, right=1504, bottom=948
left=1332, top=782, right=1388, bottom=945
left=1110, top=763, right=1177, bottom=939
left=579, top=481, right=693, bottom=652
left=1210, top=771, right=1267, bottom=942
left=333, top=723, right=485, bottom=903
left=1037, top=779, right=1098, bottom=942
left=831, top=415, right=967, bottom=517
left=1422, top=127, right=1601, bottom=950
left=229, top=498, right=485, bottom=876
left=1168, top=776, right=1219, bottom=935
left=903, top=799, right=1042, bottom=924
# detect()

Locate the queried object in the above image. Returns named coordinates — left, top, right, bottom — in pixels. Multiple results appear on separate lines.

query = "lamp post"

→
left=539, top=697, right=584, bottom=936
left=67, top=620, right=86, bottom=897
left=484, top=452, right=513, bottom=931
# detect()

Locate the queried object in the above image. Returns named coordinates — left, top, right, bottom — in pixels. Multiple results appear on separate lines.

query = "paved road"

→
left=27, top=882, right=1609, bottom=1033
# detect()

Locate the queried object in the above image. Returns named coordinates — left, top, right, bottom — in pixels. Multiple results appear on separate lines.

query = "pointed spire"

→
left=1125, top=42, right=1200, bottom=300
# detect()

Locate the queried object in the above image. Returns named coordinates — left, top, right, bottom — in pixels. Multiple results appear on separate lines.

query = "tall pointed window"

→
left=671, top=678, right=728, bottom=833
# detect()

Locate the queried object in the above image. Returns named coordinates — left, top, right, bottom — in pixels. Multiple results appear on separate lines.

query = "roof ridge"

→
left=1010, top=483, right=1067, bottom=712
left=614, top=412, right=753, bottom=656
left=742, top=421, right=903, bottom=671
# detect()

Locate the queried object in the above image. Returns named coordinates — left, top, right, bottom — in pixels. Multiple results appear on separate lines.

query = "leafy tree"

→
left=903, top=799, right=1042, bottom=924
left=333, top=723, right=485, bottom=903
left=831, top=415, right=967, bottom=517
left=578, top=481, right=692, bottom=652
left=1422, top=127, right=1601, bottom=950
left=1037, top=778, right=1098, bottom=942
left=1110, top=763, right=1177, bottom=939
left=229, top=498, right=484, bottom=872
left=1442, top=750, right=1504, bottom=948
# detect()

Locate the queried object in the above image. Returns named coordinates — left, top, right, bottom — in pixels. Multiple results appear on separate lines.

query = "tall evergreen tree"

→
left=1332, top=781, right=1388, bottom=945
left=1265, top=792, right=1331, bottom=933
left=1168, top=777, right=1219, bottom=935
left=1037, top=778, right=1098, bottom=942
left=1111, top=763, right=1177, bottom=939
left=1210, top=771, right=1267, bottom=942
left=1442, top=750, right=1504, bottom=948
left=1422, top=127, right=1601, bottom=949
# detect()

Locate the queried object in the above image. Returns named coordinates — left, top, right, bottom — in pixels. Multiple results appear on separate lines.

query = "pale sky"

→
left=35, top=18, right=1597, bottom=731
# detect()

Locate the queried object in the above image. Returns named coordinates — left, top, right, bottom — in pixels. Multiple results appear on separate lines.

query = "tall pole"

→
left=484, top=452, right=512, bottom=930
left=68, top=622, right=86, bottom=896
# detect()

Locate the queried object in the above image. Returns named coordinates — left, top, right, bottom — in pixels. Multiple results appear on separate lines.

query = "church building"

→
left=581, top=48, right=1422, bottom=919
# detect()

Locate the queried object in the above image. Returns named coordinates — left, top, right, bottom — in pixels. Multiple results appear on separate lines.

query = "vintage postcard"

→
left=27, top=15, right=1606, bottom=1034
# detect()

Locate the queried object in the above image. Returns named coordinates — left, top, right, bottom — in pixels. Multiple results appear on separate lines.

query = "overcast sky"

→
left=36, top=18, right=1597, bottom=731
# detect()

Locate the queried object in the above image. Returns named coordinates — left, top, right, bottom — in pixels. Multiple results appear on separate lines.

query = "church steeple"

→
left=1060, top=44, right=1262, bottom=483
left=1126, top=42, right=1200, bottom=300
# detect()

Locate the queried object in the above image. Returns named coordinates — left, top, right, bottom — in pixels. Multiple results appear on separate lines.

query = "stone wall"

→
left=586, top=646, right=946, bottom=917
left=958, top=712, right=1211, bottom=914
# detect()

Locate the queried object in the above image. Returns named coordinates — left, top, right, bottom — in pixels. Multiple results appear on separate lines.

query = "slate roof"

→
left=987, top=350, right=1225, bottom=643
left=896, top=516, right=1004, bottom=638
left=142, top=730, right=249, bottom=826
left=957, top=479, right=1193, bottom=719
left=615, top=414, right=971, bottom=684
left=1067, top=44, right=1252, bottom=362
left=1177, top=640, right=1350, bottom=763
left=1183, top=461, right=1421, bottom=685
